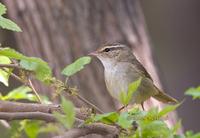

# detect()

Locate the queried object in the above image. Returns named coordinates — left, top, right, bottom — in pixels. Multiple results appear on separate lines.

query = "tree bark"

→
left=3, top=0, right=182, bottom=136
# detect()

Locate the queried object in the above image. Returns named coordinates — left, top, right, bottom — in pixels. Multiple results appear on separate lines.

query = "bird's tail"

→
left=153, top=87, right=178, bottom=104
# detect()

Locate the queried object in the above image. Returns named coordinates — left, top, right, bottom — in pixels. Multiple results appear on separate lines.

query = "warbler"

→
left=89, top=43, right=177, bottom=109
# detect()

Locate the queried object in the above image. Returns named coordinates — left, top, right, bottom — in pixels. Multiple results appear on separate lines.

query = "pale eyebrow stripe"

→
left=103, top=45, right=125, bottom=49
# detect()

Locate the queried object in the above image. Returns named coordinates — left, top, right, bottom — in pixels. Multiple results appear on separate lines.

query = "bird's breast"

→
left=104, top=62, right=140, bottom=100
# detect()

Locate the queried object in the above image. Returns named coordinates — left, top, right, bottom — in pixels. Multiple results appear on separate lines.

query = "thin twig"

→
left=10, top=71, right=26, bottom=84
left=76, top=94, right=104, bottom=114
left=0, top=63, right=22, bottom=69
left=64, top=87, right=104, bottom=114
left=1, top=68, right=25, bottom=84
left=28, top=79, right=42, bottom=103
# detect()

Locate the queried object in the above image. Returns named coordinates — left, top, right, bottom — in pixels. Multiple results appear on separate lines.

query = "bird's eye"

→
left=104, top=48, right=110, bottom=52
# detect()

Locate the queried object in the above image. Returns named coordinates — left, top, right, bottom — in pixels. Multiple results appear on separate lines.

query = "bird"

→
left=89, top=43, right=178, bottom=110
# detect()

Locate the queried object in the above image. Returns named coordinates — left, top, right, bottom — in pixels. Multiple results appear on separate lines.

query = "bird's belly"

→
left=104, top=64, right=156, bottom=104
left=104, top=66, right=140, bottom=102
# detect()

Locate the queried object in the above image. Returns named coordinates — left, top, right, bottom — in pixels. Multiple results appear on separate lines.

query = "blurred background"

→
left=0, top=0, right=199, bottom=133
left=141, top=0, right=200, bottom=132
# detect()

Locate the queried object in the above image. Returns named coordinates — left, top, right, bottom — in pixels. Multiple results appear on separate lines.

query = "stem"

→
left=9, top=71, right=25, bottom=84
left=76, top=94, right=104, bottom=114
left=65, top=87, right=104, bottom=114
left=28, top=79, right=42, bottom=103
left=0, top=63, right=22, bottom=69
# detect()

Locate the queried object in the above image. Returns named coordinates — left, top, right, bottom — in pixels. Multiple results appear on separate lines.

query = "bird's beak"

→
left=88, top=51, right=98, bottom=56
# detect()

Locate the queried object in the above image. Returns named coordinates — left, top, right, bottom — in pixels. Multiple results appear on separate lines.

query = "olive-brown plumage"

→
left=89, top=44, right=177, bottom=106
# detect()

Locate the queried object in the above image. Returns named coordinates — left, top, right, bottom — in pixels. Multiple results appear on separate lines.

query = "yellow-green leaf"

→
left=62, top=56, right=91, bottom=77
left=0, top=16, right=22, bottom=32
left=0, top=56, right=11, bottom=86
left=53, top=96, right=75, bottom=129
left=158, top=103, right=181, bottom=118
left=61, top=96, right=75, bottom=128
left=0, top=48, right=52, bottom=83
left=1, top=85, right=37, bottom=101
left=119, top=91, right=127, bottom=105
left=185, top=86, right=200, bottom=99
left=117, top=112, right=133, bottom=129
left=0, top=2, right=6, bottom=15
left=94, top=112, right=119, bottom=124
left=127, top=77, right=142, bottom=103
left=119, top=77, right=142, bottom=105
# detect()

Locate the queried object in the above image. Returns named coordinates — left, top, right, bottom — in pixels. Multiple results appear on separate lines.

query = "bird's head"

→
left=89, top=43, right=134, bottom=68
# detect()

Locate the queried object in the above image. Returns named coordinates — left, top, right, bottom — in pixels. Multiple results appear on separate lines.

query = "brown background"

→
left=141, top=0, right=200, bottom=132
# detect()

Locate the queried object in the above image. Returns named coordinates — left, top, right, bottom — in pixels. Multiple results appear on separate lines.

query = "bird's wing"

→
left=131, top=58, right=153, bottom=81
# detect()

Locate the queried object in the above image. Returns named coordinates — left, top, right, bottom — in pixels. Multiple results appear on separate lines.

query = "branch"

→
left=0, top=100, right=90, bottom=120
left=53, top=123, right=119, bottom=138
left=0, top=112, right=85, bottom=124
left=0, top=112, right=56, bottom=122
left=0, top=111, right=119, bottom=137
left=0, top=100, right=60, bottom=113
left=0, top=100, right=120, bottom=137
left=0, top=100, right=85, bottom=124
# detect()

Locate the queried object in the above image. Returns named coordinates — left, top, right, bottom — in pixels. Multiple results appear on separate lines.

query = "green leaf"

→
left=94, top=112, right=119, bottom=124
left=119, top=78, right=142, bottom=105
left=185, top=86, right=200, bottom=99
left=0, top=16, right=22, bottom=32
left=24, top=121, right=41, bottom=138
left=119, top=91, right=127, bottom=105
left=0, top=2, right=6, bottom=15
left=62, top=56, right=91, bottom=77
left=0, top=3, right=22, bottom=32
left=139, top=120, right=172, bottom=138
left=128, top=107, right=146, bottom=121
left=158, top=103, right=181, bottom=118
left=39, top=123, right=59, bottom=133
left=127, top=77, right=142, bottom=103
left=117, top=112, right=133, bottom=129
left=20, top=58, right=52, bottom=83
left=143, top=107, right=159, bottom=122
left=61, top=96, right=75, bottom=129
left=0, top=85, right=37, bottom=101
left=7, top=121, right=23, bottom=138
left=53, top=96, right=75, bottom=129
left=0, top=47, right=52, bottom=83
left=0, top=55, right=12, bottom=86
left=0, top=47, right=24, bottom=59
left=185, top=131, right=200, bottom=138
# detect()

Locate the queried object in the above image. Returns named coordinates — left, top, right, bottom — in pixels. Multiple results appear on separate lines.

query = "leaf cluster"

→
left=88, top=104, right=182, bottom=138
